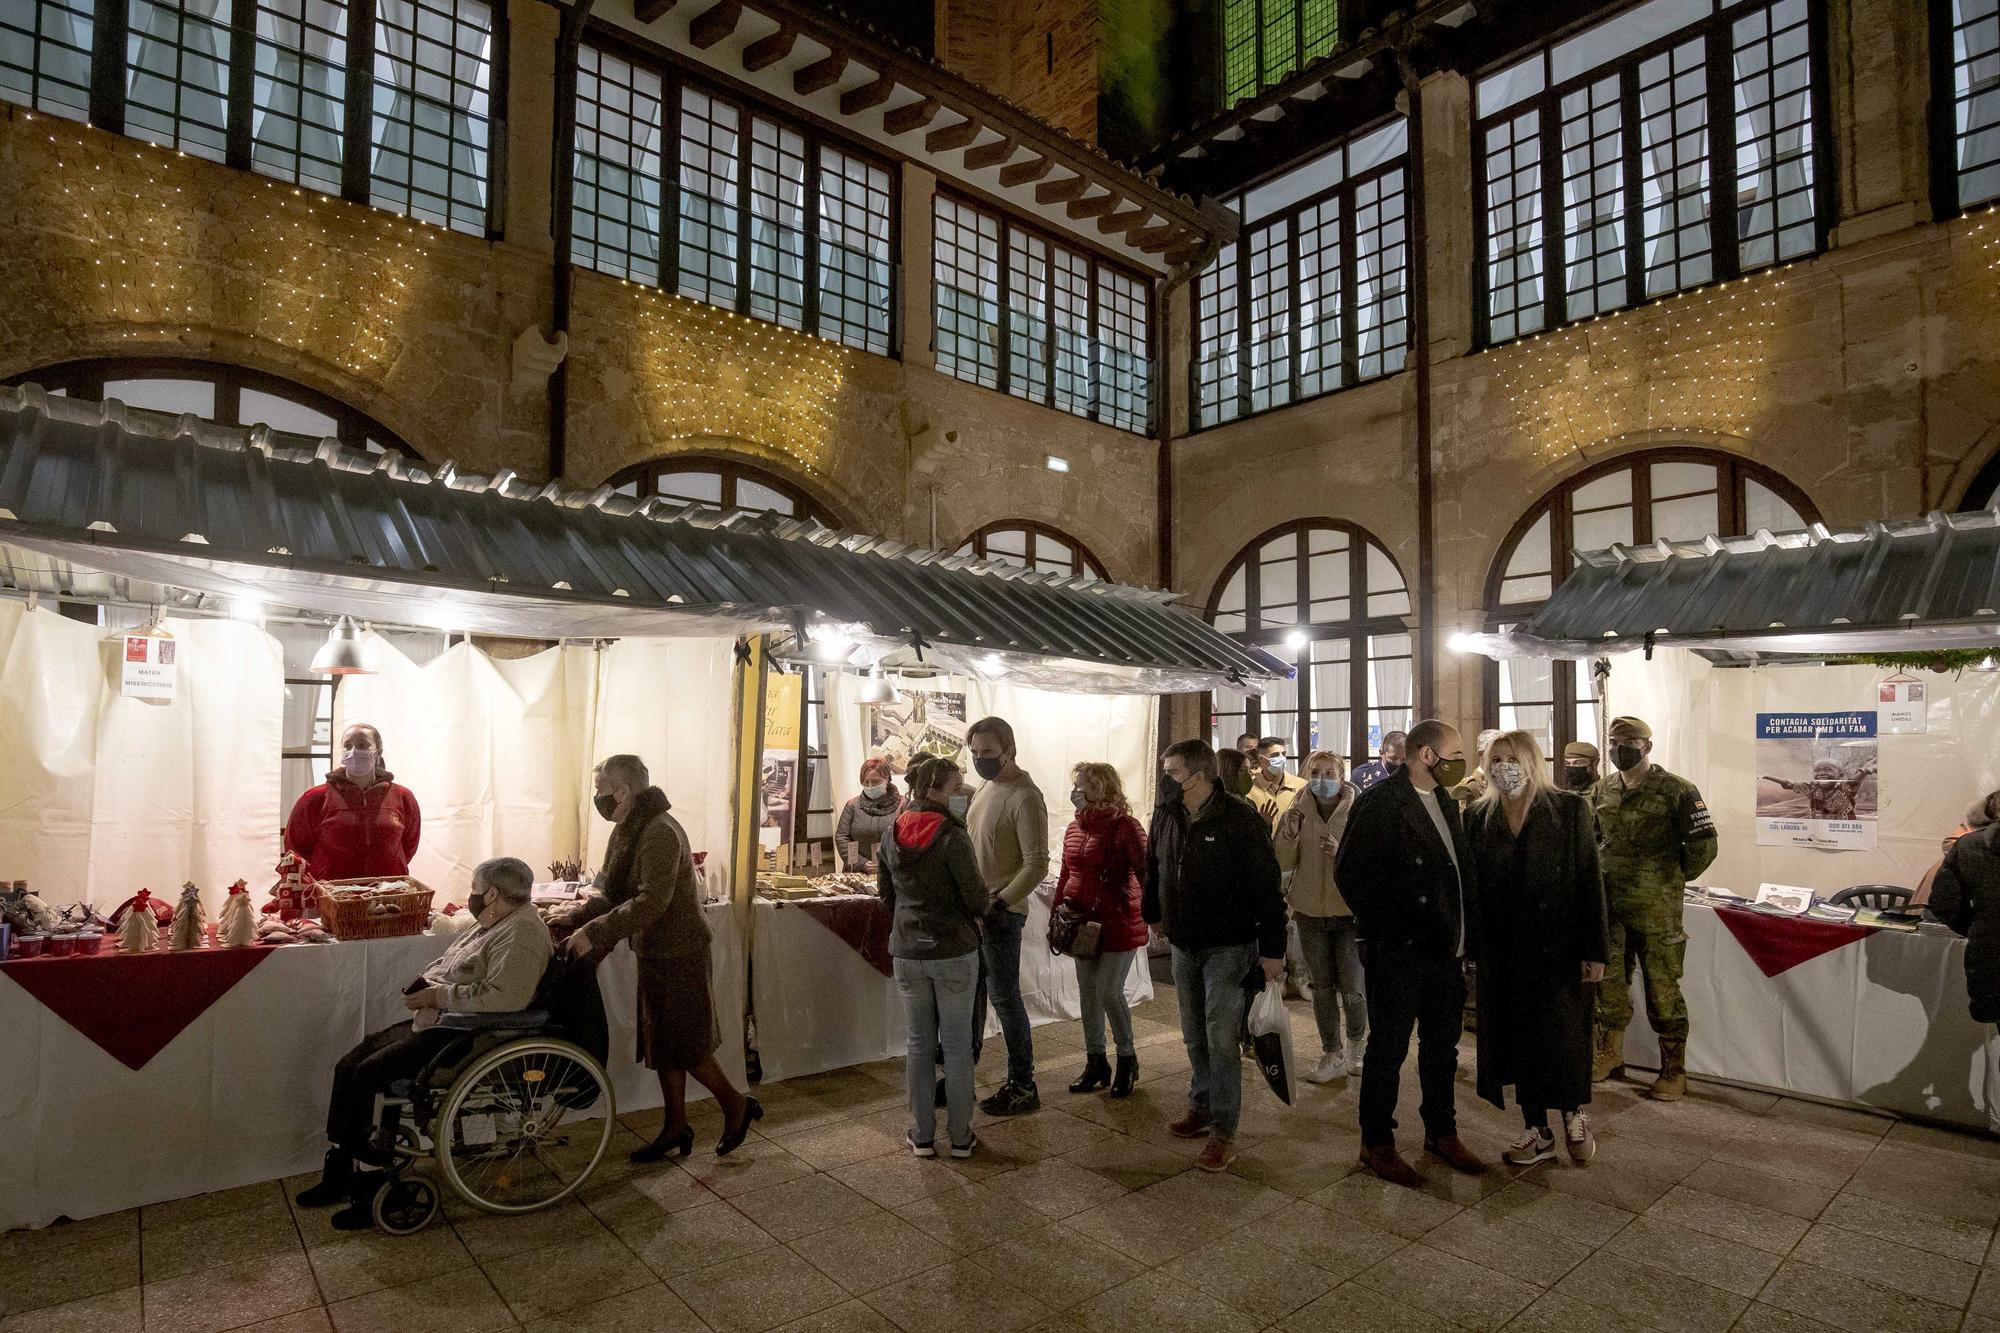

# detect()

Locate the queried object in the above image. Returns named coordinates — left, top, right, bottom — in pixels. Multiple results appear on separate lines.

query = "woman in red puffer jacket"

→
left=1054, top=762, right=1149, bottom=1098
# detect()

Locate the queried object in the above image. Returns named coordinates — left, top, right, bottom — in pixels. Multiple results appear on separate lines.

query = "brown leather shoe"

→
left=1357, top=1142, right=1421, bottom=1187
left=1167, top=1109, right=1213, bottom=1139
left=1424, top=1134, right=1488, bottom=1175
left=1195, top=1133, right=1237, bottom=1173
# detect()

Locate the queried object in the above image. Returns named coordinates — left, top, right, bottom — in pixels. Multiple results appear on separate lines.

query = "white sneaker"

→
left=1563, top=1111, right=1596, bottom=1166
left=1502, top=1127, right=1556, bottom=1167
left=1348, top=1037, right=1366, bottom=1066
left=1304, top=1051, right=1347, bottom=1084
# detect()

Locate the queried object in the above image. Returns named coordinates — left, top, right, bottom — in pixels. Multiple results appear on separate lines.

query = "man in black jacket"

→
left=1928, top=822, right=2000, bottom=1130
left=1333, top=718, right=1486, bottom=1186
left=1143, top=738, right=1287, bottom=1173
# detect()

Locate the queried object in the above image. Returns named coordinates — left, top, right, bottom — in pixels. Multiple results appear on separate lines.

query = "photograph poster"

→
left=1877, top=678, right=1928, bottom=735
left=866, top=689, right=968, bottom=774
left=760, top=671, right=802, bottom=837
left=1754, top=711, right=1879, bottom=850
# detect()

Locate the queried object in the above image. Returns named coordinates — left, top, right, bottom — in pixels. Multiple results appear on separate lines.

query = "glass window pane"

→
left=1478, top=53, right=1544, bottom=118
left=675, top=85, right=741, bottom=306
left=1244, top=142, right=1344, bottom=223
left=1572, top=505, right=1635, bottom=555
left=1246, top=219, right=1292, bottom=412
left=747, top=116, right=809, bottom=332
left=1365, top=544, right=1409, bottom=618
left=105, top=377, right=217, bottom=418
left=1744, top=477, right=1806, bottom=533
left=1651, top=460, right=1719, bottom=498
left=0, top=0, right=94, bottom=119
left=371, top=0, right=494, bottom=235
left=250, top=0, right=348, bottom=193
left=1093, top=266, right=1150, bottom=433
left=1259, top=555, right=1298, bottom=617
left=239, top=388, right=338, bottom=437
left=1483, top=108, right=1545, bottom=342
left=1552, top=0, right=1710, bottom=85
left=1953, top=0, right=2000, bottom=209
left=735, top=479, right=793, bottom=516
left=1353, top=167, right=1409, bottom=380
left=816, top=146, right=894, bottom=355
left=1195, top=243, right=1242, bottom=426
left=1651, top=492, right=1721, bottom=543
left=1215, top=566, right=1247, bottom=616
left=572, top=44, right=664, bottom=285
left=1733, top=0, right=1818, bottom=271
left=1504, top=511, right=1553, bottom=579
left=1571, top=467, right=1634, bottom=510
left=656, top=469, right=723, bottom=505
left=1637, top=38, right=1713, bottom=298
left=126, top=0, right=233, bottom=162
left=1366, top=632, right=1414, bottom=741
left=932, top=196, right=1002, bottom=389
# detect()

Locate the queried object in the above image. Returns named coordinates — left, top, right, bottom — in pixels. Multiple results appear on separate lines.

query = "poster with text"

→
left=1877, top=679, right=1928, bottom=734
left=866, top=689, right=968, bottom=774
left=760, top=672, right=802, bottom=835
left=1754, top=711, right=1880, bottom=850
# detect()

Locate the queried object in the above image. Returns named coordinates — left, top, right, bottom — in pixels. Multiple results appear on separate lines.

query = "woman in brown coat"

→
left=559, top=753, right=759, bottom=1163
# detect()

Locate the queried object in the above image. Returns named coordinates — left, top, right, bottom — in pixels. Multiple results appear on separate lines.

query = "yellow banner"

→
left=763, top=670, right=802, bottom=751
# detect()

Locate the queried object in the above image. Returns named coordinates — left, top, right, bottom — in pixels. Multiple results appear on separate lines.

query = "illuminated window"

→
left=1221, top=0, right=1338, bottom=110
left=573, top=45, right=665, bottom=285
left=955, top=523, right=1107, bottom=579
left=1194, top=120, right=1408, bottom=428
left=125, top=0, right=234, bottom=162
left=369, top=0, right=495, bottom=234
left=0, top=0, right=94, bottom=119
left=1938, top=0, right=2000, bottom=212
left=1476, top=0, right=1822, bottom=345
left=1207, top=521, right=1411, bottom=759
left=934, top=194, right=1154, bottom=434
left=1482, top=449, right=1816, bottom=757
left=250, top=0, right=349, bottom=194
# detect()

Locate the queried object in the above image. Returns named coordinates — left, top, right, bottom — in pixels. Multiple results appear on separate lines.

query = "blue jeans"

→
left=897, top=953, right=979, bottom=1148
left=1074, top=949, right=1137, bottom=1057
left=980, top=907, right=1035, bottom=1086
left=1294, top=914, right=1367, bottom=1056
left=1171, top=941, right=1258, bottom=1137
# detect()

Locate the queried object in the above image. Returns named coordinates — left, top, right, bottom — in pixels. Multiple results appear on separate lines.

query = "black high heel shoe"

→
left=716, top=1096, right=763, bottom=1156
left=631, top=1125, right=694, bottom=1164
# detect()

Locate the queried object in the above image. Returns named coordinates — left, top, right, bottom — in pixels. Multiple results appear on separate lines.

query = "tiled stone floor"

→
left=7, top=981, right=2000, bottom=1333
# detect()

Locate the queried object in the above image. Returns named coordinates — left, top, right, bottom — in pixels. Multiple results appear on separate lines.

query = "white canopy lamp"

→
left=310, top=615, right=375, bottom=675
left=1973, top=654, right=2000, bottom=673
left=856, top=662, right=898, bottom=705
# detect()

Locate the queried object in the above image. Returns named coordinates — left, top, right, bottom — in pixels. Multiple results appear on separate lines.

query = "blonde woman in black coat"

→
left=1463, top=730, right=1609, bottom=1168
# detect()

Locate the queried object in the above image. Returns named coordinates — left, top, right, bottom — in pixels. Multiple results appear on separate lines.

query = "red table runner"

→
left=792, top=897, right=893, bottom=977
left=0, top=944, right=280, bottom=1070
left=1713, top=905, right=1875, bottom=978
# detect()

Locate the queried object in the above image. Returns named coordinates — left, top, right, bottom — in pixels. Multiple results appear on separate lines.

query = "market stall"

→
left=1461, top=506, right=2000, bottom=1128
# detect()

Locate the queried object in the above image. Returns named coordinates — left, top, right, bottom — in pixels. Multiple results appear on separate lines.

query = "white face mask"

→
left=862, top=782, right=888, bottom=799
left=341, top=749, right=376, bottom=780
left=1490, top=760, right=1527, bottom=796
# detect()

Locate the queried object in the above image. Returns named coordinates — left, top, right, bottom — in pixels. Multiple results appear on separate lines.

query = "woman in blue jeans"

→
left=878, top=756, right=987, bottom=1158
left=1276, top=751, right=1366, bottom=1084
left=1053, top=762, right=1150, bottom=1098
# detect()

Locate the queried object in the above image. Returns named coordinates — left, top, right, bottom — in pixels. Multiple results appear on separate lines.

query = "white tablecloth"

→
left=1619, top=902, right=1997, bottom=1130
left=0, top=903, right=744, bottom=1231
left=750, top=887, right=1154, bottom=1082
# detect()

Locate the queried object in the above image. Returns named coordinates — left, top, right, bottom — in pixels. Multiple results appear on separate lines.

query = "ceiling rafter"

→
left=1034, top=174, right=1089, bottom=205
left=963, top=137, right=1015, bottom=170
left=792, top=51, right=847, bottom=95
left=882, top=98, right=939, bottom=134
left=740, top=27, right=798, bottom=71
left=998, top=155, right=1052, bottom=187
left=686, top=0, right=743, bottom=49
left=925, top=118, right=982, bottom=152
left=839, top=73, right=894, bottom=115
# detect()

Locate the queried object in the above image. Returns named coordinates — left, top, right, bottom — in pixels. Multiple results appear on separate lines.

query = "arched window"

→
left=13, top=359, right=419, bottom=457
left=1484, top=449, right=1818, bottom=756
left=1962, top=450, right=2000, bottom=513
left=1207, top=520, right=1413, bottom=760
left=607, top=455, right=833, bottom=523
left=954, top=522, right=1107, bottom=579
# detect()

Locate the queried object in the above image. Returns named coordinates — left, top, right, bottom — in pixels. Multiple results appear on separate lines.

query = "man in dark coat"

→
left=1333, top=718, right=1485, bottom=1186
left=1930, top=822, right=2000, bottom=1132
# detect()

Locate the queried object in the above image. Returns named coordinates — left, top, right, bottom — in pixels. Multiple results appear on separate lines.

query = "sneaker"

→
left=1196, top=1133, right=1237, bottom=1172
left=905, top=1130, right=936, bottom=1159
left=1304, top=1051, right=1347, bottom=1084
left=979, top=1082, right=1040, bottom=1117
left=1348, top=1037, right=1366, bottom=1066
left=949, top=1134, right=978, bottom=1160
left=1563, top=1111, right=1596, bottom=1166
left=1167, top=1109, right=1213, bottom=1138
left=1502, top=1127, right=1557, bottom=1167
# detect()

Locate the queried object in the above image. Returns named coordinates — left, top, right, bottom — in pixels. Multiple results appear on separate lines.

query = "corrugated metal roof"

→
left=0, top=386, right=1286, bottom=693
left=1463, top=508, right=2000, bottom=659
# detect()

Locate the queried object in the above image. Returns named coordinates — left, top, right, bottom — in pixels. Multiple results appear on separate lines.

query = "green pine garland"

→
left=1828, top=649, right=1998, bottom=675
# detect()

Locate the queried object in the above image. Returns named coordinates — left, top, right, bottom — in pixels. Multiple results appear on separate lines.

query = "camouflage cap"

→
left=1564, top=741, right=1601, bottom=761
left=1606, top=716, right=1653, bottom=740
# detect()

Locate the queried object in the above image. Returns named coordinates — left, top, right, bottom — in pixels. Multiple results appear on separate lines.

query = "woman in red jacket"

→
left=1055, top=762, right=1149, bottom=1098
left=285, top=723, right=423, bottom=881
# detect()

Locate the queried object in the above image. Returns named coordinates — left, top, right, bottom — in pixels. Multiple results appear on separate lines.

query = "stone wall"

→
left=933, top=0, right=1101, bottom=144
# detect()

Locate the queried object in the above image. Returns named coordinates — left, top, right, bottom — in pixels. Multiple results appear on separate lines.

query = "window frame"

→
left=1931, top=0, right=2000, bottom=217
left=604, top=452, right=837, bottom=524
left=1471, top=0, right=1833, bottom=349
left=1202, top=518, right=1414, bottom=762
left=1190, top=118, right=1412, bottom=432
left=1478, top=447, right=1820, bottom=755
left=954, top=521, right=1109, bottom=580
left=1219, top=0, right=1339, bottom=111
left=930, top=189, right=1158, bottom=436
left=569, top=30, right=900, bottom=359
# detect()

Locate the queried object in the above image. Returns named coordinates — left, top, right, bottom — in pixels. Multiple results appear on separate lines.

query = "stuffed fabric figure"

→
left=119, top=890, right=160, bottom=951
left=218, top=881, right=256, bottom=947
left=169, top=882, right=206, bottom=951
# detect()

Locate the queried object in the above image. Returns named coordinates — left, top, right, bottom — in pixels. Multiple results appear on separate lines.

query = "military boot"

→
left=1590, top=1026, right=1626, bottom=1083
left=1649, top=1039, right=1686, bottom=1101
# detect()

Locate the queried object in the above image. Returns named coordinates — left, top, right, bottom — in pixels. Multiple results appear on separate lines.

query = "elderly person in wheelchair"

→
left=297, top=856, right=562, bottom=1230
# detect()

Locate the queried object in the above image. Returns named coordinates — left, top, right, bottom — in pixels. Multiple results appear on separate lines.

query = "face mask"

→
left=466, top=890, right=488, bottom=919
left=947, top=792, right=971, bottom=820
left=341, top=750, right=375, bottom=780
left=1264, top=756, right=1286, bottom=776
left=1163, top=770, right=1195, bottom=798
left=972, top=755, right=1004, bottom=782
left=1563, top=766, right=1595, bottom=791
left=1428, top=754, right=1468, bottom=790
left=1489, top=761, right=1527, bottom=796
left=1611, top=744, right=1645, bottom=772
left=1227, top=770, right=1254, bottom=797
left=1309, top=777, right=1342, bottom=800
left=862, top=782, right=888, bottom=799
left=594, top=792, right=620, bottom=821
left=1070, top=789, right=1088, bottom=812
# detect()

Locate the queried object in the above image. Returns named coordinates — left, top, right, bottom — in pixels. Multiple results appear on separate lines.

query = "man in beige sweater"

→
left=966, top=716, right=1050, bottom=1116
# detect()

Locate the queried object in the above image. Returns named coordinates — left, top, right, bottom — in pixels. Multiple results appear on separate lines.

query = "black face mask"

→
left=1562, top=766, right=1595, bottom=791
left=594, top=792, right=620, bottom=821
left=1611, top=745, right=1645, bottom=773
left=467, top=890, right=488, bottom=918
left=973, top=756, right=1005, bottom=781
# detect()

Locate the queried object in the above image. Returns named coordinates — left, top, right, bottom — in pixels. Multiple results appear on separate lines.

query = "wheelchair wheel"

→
left=372, top=1176, right=440, bottom=1236
left=434, top=1038, right=613, bottom=1215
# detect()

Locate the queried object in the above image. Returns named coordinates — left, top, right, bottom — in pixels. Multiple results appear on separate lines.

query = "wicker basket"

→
left=315, top=878, right=435, bottom=941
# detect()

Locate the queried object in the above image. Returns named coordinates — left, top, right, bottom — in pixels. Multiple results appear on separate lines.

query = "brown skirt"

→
left=635, top=951, right=721, bottom=1071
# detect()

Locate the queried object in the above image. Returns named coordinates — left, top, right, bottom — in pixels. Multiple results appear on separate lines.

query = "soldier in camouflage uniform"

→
left=1591, top=716, right=1718, bottom=1102
left=1762, top=758, right=1878, bottom=822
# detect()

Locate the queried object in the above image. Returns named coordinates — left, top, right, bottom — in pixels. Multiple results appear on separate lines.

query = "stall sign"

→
left=120, top=633, right=177, bottom=702
left=761, top=672, right=802, bottom=837
left=1877, top=679, right=1927, bottom=735
left=1754, top=712, right=1878, bottom=851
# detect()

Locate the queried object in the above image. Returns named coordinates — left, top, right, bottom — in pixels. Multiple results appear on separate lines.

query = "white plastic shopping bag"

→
left=1247, top=979, right=1297, bottom=1105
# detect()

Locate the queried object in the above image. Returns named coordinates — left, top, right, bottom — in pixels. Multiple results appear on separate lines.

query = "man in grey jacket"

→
left=966, top=715, right=1051, bottom=1116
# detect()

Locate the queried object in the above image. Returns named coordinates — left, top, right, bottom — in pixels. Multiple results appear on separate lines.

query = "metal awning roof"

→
left=1459, top=508, right=2000, bottom=660
left=0, top=387, right=1287, bottom=694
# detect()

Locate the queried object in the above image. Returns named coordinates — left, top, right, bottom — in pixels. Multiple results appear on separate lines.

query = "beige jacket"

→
left=967, top=773, right=1051, bottom=915
left=414, top=905, right=552, bottom=1029
left=1250, top=771, right=1306, bottom=833
left=1275, top=783, right=1358, bottom=918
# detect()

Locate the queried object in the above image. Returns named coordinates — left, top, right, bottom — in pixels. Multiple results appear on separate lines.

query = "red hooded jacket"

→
left=1053, top=805, right=1149, bottom=953
left=284, top=770, right=423, bottom=881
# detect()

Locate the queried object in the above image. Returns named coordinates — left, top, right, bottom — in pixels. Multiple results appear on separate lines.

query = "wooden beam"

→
left=1165, top=237, right=1207, bottom=266
left=687, top=0, right=742, bottom=49
left=632, top=0, right=676, bottom=22
left=1098, top=207, right=1149, bottom=236
left=924, top=118, right=980, bottom=152
left=1066, top=192, right=1118, bottom=221
left=1034, top=174, right=1088, bottom=205
left=963, top=137, right=1014, bottom=170
left=839, top=74, right=894, bottom=116
left=741, top=27, right=798, bottom=71
left=998, top=155, right=1052, bottom=187
left=1130, top=222, right=1179, bottom=251
left=882, top=98, right=939, bottom=135
left=793, top=52, right=846, bottom=95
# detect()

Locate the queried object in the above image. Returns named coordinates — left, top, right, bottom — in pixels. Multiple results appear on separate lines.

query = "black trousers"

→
left=1357, top=943, right=1466, bottom=1147
left=326, top=1021, right=456, bottom=1155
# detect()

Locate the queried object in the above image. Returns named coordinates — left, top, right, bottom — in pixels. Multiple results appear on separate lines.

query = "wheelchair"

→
left=363, top=951, right=617, bottom=1236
